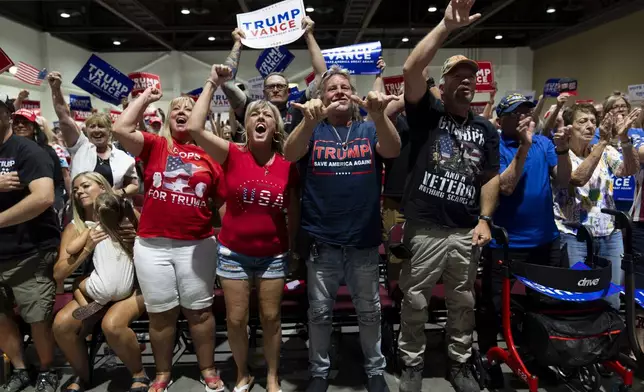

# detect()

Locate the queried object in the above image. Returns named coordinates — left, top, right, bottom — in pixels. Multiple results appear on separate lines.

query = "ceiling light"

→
left=401, top=37, right=409, bottom=42
left=8, top=66, right=17, bottom=75
left=428, top=6, right=438, bottom=12
left=495, top=34, right=503, bottom=40
left=208, top=36, right=216, bottom=41
left=546, top=7, right=556, bottom=13
left=60, top=12, right=71, bottom=18
left=181, top=8, right=190, bottom=15
left=113, top=40, right=121, bottom=46
left=305, top=7, right=315, bottom=12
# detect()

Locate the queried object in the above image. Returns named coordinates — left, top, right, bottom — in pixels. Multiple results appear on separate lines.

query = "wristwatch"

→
left=478, top=215, right=493, bottom=225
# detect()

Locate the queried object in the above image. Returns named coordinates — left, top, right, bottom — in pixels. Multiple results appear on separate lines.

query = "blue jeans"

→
left=561, top=231, right=624, bottom=309
left=306, top=241, right=386, bottom=378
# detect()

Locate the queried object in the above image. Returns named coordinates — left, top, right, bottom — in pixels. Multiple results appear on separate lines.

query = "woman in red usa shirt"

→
left=186, top=64, right=300, bottom=392
left=112, top=87, right=225, bottom=392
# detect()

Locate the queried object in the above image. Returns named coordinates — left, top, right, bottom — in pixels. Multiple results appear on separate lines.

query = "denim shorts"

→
left=216, top=242, right=288, bottom=280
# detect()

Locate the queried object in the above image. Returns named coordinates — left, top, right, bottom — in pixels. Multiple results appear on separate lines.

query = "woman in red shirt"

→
left=186, top=65, right=299, bottom=392
left=112, top=88, right=225, bottom=392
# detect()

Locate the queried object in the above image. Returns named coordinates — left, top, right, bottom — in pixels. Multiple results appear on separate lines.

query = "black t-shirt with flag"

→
left=402, top=91, right=499, bottom=228
left=0, top=134, right=60, bottom=260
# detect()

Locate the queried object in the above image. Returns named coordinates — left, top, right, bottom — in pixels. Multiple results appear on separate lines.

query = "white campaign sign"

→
left=628, top=84, right=644, bottom=103
left=236, top=0, right=305, bottom=49
left=248, top=75, right=265, bottom=101
left=211, top=86, right=230, bottom=113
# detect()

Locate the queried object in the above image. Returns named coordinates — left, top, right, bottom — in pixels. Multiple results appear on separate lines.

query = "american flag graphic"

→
left=439, top=136, right=454, bottom=160
left=162, top=156, right=200, bottom=195
left=463, top=145, right=482, bottom=164
left=15, top=62, right=47, bottom=86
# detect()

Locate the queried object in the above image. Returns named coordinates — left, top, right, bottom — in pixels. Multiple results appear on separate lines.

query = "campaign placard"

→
left=237, top=0, right=305, bottom=49
left=383, top=75, right=404, bottom=96
left=544, top=78, right=578, bottom=98
left=470, top=102, right=487, bottom=115
left=475, top=61, right=494, bottom=93
left=69, top=94, right=92, bottom=111
left=248, top=75, right=265, bottom=101
left=322, top=41, right=382, bottom=75
left=21, top=100, right=40, bottom=111
left=211, top=87, right=230, bottom=113
left=613, top=175, right=636, bottom=202
left=128, top=72, right=161, bottom=98
left=109, top=110, right=122, bottom=124
left=72, top=54, right=133, bottom=105
left=628, top=84, right=644, bottom=103
left=256, top=46, right=295, bottom=78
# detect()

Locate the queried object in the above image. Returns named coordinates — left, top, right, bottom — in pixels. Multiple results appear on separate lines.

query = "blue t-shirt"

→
left=491, top=134, right=559, bottom=248
left=298, top=120, right=383, bottom=248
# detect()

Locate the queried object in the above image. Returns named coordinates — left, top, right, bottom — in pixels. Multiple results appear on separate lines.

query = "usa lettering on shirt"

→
left=311, top=138, right=374, bottom=176
left=237, top=179, right=285, bottom=211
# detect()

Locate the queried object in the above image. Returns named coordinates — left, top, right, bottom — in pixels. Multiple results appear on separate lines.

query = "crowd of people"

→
left=1, top=1, right=643, bottom=392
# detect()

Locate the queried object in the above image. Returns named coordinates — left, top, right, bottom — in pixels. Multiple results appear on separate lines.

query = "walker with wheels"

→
left=472, top=223, right=633, bottom=392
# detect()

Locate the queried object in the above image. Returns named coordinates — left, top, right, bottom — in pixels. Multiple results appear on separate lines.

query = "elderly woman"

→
left=186, top=65, right=300, bottom=392
left=553, top=103, right=640, bottom=309
left=112, top=86, right=225, bottom=392
left=47, top=72, right=139, bottom=197
left=53, top=172, right=146, bottom=392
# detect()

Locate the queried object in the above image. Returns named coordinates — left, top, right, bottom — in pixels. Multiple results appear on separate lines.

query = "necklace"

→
left=446, top=112, right=468, bottom=130
left=261, top=154, right=275, bottom=176
left=330, top=123, right=353, bottom=151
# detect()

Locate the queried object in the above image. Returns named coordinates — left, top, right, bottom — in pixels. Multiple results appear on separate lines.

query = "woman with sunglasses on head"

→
left=186, top=64, right=300, bottom=392
left=112, top=87, right=225, bottom=392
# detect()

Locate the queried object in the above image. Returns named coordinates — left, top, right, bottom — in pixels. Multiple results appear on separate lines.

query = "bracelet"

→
left=205, top=78, right=217, bottom=88
left=556, top=149, right=569, bottom=155
left=83, top=247, right=93, bottom=254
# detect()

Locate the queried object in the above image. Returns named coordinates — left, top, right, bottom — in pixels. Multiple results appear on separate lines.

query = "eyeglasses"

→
left=264, top=83, right=287, bottom=91
left=611, top=104, right=628, bottom=111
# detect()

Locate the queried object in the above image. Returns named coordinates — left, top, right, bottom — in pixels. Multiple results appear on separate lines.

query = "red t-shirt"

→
left=217, top=143, right=298, bottom=257
left=137, top=132, right=223, bottom=240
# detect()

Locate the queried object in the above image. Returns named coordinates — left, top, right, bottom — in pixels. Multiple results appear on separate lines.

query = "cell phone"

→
left=390, top=243, right=413, bottom=259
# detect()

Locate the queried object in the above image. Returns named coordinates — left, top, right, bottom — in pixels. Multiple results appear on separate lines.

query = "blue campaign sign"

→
left=72, top=54, right=133, bottom=105
left=256, top=46, right=295, bottom=78
left=613, top=175, right=636, bottom=202
left=543, top=78, right=560, bottom=98
left=69, top=94, right=92, bottom=111
left=322, top=41, right=382, bottom=75
left=287, top=86, right=304, bottom=103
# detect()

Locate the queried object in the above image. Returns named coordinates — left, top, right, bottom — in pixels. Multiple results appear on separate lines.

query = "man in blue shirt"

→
left=477, top=93, right=572, bottom=388
left=283, top=65, right=400, bottom=392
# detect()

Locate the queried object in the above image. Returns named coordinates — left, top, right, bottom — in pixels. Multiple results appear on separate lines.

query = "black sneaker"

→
left=34, top=370, right=58, bottom=392
left=1, top=368, right=30, bottom=392
left=487, top=364, right=505, bottom=390
left=305, top=377, right=329, bottom=392
left=367, top=374, right=389, bottom=392
left=399, top=363, right=423, bottom=392
left=447, top=362, right=480, bottom=392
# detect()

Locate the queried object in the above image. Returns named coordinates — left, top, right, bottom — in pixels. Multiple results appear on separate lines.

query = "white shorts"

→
left=133, top=236, right=218, bottom=313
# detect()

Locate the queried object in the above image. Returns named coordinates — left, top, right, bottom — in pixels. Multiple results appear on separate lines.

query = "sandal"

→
left=201, top=373, right=225, bottom=392
left=63, top=375, right=86, bottom=392
left=233, top=376, right=255, bottom=392
left=72, top=301, right=105, bottom=321
left=149, top=377, right=173, bottom=392
left=129, top=374, right=151, bottom=392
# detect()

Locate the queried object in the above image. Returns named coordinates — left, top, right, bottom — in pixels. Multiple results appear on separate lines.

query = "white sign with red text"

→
left=237, top=0, right=305, bottom=49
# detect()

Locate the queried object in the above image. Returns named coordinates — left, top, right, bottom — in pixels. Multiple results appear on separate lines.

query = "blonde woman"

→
left=53, top=172, right=146, bottom=392
left=47, top=72, right=139, bottom=196
left=112, top=87, right=225, bottom=392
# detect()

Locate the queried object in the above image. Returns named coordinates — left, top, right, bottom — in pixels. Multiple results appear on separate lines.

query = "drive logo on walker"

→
left=311, top=138, right=374, bottom=176
left=322, top=42, right=382, bottom=75
left=256, top=46, right=295, bottom=78
left=236, top=0, right=305, bottom=49
left=577, top=277, right=600, bottom=287
left=72, top=54, right=133, bottom=105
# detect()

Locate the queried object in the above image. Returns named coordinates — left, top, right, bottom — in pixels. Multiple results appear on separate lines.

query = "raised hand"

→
left=47, top=72, right=62, bottom=89
left=18, top=90, right=29, bottom=100
left=553, top=125, right=572, bottom=151
left=376, top=57, right=386, bottom=75
left=350, top=91, right=400, bottom=117
left=489, top=81, right=498, bottom=101
left=616, top=108, right=642, bottom=140
left=444, top=0, right=482, bottom=31
left=210, top=64, right=232, bottom=86
left=599, top=112, right=614, bottom=142
left=232, top=28, right=246, bottom=42
left=517, top=115, right=535, bottom=146
left=143, top=87, right=163, bottom=104
left=556, top=92, right=571, bottom=108
left=302, top=16, right=315, bottom=34
left=291, top=99, right=340, bottom=125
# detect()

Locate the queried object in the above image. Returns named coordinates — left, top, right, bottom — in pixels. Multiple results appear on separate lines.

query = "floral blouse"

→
left=553, top=146, right=623, bottom=237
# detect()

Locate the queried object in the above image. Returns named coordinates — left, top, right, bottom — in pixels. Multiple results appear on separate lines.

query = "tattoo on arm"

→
left=224, top=43, right=242, bottom=78
left=221, top=81, right=248, bottom=110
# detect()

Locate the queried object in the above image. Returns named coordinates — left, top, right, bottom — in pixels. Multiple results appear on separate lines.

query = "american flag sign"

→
left=15, top=62, right=47, bottom=86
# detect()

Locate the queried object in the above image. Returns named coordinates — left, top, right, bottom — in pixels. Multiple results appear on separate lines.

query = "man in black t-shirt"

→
left=0, top=93, right=60, bottom=392
left=397, top=3, right=500, bottom=392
